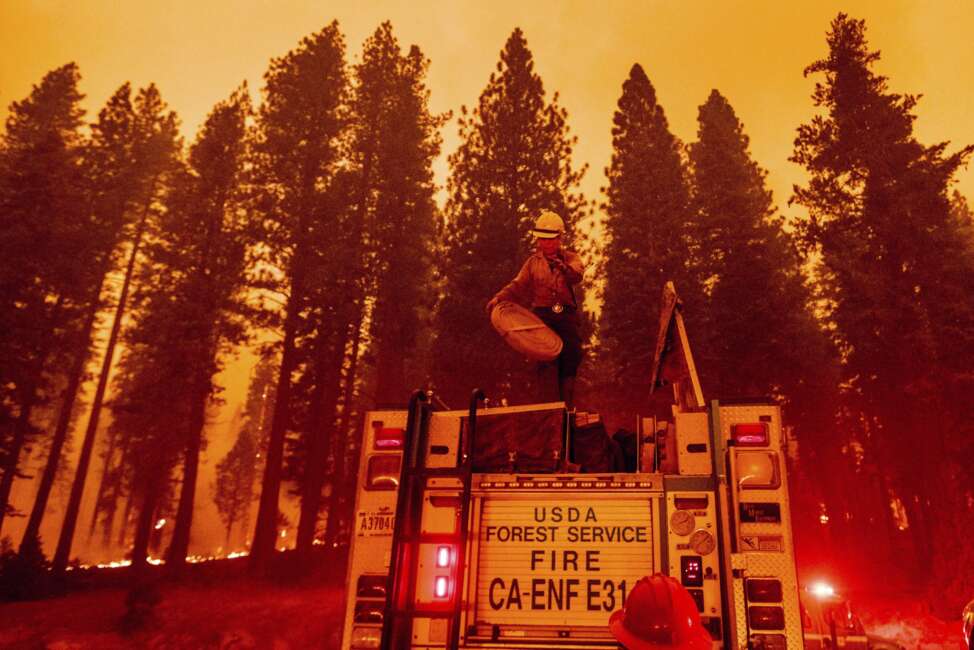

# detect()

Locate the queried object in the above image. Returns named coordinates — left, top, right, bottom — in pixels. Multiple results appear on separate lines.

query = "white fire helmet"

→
left=531, top=210, right=565, bottom=239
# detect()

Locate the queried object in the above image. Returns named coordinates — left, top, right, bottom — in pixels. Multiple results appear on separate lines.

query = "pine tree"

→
left=51, top=84, right=181, bottom=573
left=688, top=89, right=848, bottom=574
left=212, top=425, right=258, bottom=549
left=793, top=13, right=974, bottom=603
left=689, top=89, right=830, bottom=402
left=249, top=22, right=350, bottom=571
left=0, top=63, right=88, bottom=534
left=596, top=63, right=698, bottom=422
left=432, top=28, right=587, bottom=407
left=310, top=23, right=447, bottom=555
left=163, top=86, right=254, bottom=572
left=19, top=82, right=178, bottom=557
left=358, top=23, right=445, bottom=407
left=18, top=83, right=135, bottom=556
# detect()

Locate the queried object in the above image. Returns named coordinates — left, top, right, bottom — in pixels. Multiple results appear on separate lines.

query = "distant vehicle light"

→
left=809, top=581, right=835, bottom=598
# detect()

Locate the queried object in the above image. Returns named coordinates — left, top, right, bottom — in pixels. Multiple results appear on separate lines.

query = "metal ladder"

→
left=380, top=389, right=482, bottom=650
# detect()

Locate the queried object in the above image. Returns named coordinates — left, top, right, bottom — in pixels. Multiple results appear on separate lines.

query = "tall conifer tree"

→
left=596, top=63, right=698, bottom=421
left=292, top=23, right=447, bottom=555
left=689, top=89, right=829, bottom=402
left=163, top=87, right=254, bottom=571
left=433, top=28, right=587, bottom=407
left=24, top=84, right=181, bottom=558
left=793, top=14, right=974, bottom=602
left=360, top=23, right=445, bottom=407
left=249, top=23, right=349, bottom=571
left=0, top=63, right=88, bottom=534
left=51, top=84, right=181, bottom=573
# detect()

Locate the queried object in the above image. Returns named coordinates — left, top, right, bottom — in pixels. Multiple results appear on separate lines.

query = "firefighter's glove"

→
left=546, top=255, right=568, bottom=274
left=486, top=297, right=498, bottom=316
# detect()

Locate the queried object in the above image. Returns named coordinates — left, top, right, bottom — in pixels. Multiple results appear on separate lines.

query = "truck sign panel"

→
left=473, top=496, right=656, bottom=627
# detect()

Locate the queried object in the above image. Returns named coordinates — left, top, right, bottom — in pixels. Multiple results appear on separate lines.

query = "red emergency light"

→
left=748, top=605, right=785, bottom=630
left=436, top=545, right=452, bottom=568
left=434, top=576, right=450, bottom=599
left=373, top=426, right=405, bottom=450
left=746, top=578, right=783, bottom=603
left=732, top=423, right=769, bottom=446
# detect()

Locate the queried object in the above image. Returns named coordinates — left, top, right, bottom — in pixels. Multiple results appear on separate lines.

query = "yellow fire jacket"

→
left=493, top=249, right=584, bottom=309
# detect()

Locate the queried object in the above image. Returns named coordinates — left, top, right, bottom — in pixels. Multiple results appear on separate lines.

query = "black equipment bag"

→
left=464, top=408, right=565, bottom=473
left=571, top=417, right=623, bottom=473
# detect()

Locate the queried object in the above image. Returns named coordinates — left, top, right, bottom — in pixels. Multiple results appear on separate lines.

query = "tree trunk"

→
left=0, top=293, right=65, bottom=535
left=53, top=211, right=149, bottom=574
left=20, top=272, right=107, bottom=552
left=324, top=316, right=366, bottom=549
left=166, top=380, right=208, bottom=572
left=296, top=326, right=347, bottom=558
left=130, top=471, right=163, bottom=576
left=87, top=426, right=120, bottom=542
left=0, top=397, right=38, bottom=536
left=116, top=490, right=134, bottom=547
left=250, top=266, right=304, bottom=572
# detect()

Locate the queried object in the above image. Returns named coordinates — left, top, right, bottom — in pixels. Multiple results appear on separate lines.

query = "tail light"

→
left=365, top=455, right=401, bottom=490
left=354, top=601, right=384, bottom=624
left=732, top=423, right=769, bottom=446
left=434, top=544, right=455, bottom=598
left=735, top=451, right=781, bottom=489
left=350, top=625, right=382, bottom=649
left=749, top=633, right=787, bottom=649
left=415, top=543, right=458, bottom=607
left=373, top=424, right=405, bottom=449
left=746, top=578, right=783, bottom=602
left=748, top=605, right=785, bottom=630
left=356, top=574, right=388, bottom=598
left=434, top=576, right=451, bottom=599
left=436, top=545, right=452, bottom=568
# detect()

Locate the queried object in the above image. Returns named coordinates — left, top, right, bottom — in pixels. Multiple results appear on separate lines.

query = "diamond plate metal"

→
left=720, top=404, right=803, bottom=650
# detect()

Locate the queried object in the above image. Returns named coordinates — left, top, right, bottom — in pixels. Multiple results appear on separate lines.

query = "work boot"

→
left=559, top=376, right=576, bottom=411
left=537, top=363, right=560, bottom=403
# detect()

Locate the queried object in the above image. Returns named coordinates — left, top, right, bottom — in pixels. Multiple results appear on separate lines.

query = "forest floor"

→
left=857, top=592, right=968, bottom=650
left=0, top=566, right=967, bottom=649
left=0, top=576, right=344, bottom=649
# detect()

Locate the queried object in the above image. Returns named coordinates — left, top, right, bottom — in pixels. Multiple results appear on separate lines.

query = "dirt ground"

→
left=0, top=579, right=344, bottom=649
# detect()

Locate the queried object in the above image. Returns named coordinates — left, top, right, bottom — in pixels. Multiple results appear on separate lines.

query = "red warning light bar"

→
left=732, top=423, right=769, bottom=446
left=373, top=426, right=405, bottom=450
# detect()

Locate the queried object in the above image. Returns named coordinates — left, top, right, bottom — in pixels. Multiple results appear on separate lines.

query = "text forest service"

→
left=474, top=498, right=655, bottom=627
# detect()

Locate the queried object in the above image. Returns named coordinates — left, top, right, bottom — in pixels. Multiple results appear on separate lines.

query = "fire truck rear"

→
left=340, top=284, right=804, bottom=649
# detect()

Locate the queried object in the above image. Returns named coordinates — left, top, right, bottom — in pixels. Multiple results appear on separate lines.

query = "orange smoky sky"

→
left=2, top=0, right=972, bottom=559
left=3, top=0, right=973, bottom=221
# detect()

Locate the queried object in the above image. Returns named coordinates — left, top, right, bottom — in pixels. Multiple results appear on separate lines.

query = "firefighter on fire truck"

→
left=486, top=210, right=584, bottom=408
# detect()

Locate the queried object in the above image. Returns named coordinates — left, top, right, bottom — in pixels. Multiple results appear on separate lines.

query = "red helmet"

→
left=609, top=574, right=712, bottom=650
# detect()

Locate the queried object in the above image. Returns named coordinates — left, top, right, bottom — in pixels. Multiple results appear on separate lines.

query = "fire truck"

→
left=340, top=283, right=804, bottom=649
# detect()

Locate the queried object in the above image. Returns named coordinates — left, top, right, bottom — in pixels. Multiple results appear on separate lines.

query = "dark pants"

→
left=533, top=306, right=582, bottom=378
